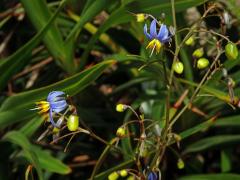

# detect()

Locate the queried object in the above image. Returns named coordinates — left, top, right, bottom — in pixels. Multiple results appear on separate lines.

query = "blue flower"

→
left=144, top=19, right=172, bottom=54
left=148, top=171, right=158, bottom=180
left=36, top=91, right=68, bottom=127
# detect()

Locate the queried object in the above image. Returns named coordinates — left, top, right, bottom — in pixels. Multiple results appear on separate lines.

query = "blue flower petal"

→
left=150, top=19, right=157, bottom=38
left=144, top=24, right=152, bottom=40
left=49, top=109, right=59, bottom=127
left=47, top=91, right=65, bottom=102
left=162, top=37, right=171, bottom=43
left=148, top=172, right=158, bottom=180
left=157, top=24, right=168, bottom=42
left=51, top=101, right=67, bottom=113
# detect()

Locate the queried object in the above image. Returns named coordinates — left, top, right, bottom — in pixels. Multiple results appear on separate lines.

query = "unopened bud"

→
left=116, top=127, right=126, bottom=137
left=136, top=13, right=145, bottom=22
left=116, top=104, right=127, bottom=112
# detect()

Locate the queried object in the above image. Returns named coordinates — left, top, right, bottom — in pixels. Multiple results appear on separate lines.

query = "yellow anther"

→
left=146, top=39, right=162, bottom=54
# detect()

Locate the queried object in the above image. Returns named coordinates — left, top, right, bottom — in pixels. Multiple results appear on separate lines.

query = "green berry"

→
left=185, top=36, right=194, bottom=46
left=177, top=159, right=185, bottom=169
left=225, top=42, right=238, bottom=60
left=197, top=58, right=209, bottom=69
left=173, top=61, right=184, bottom=74
left=119, top=170, right=128, bottom=177
left=67, top=115, right=79, bottom=131
left=108, top=171, right=119, bottom=180
left=193, top=48, right=204, bottom=58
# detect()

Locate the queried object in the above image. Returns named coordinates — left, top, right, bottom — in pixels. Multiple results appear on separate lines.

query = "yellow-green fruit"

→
left=127, top=176, right=135, bottom=180
left=197, top=58, right=209, bottom=69
left=116, top=127, right=126, bottom=137
left=108, top=171, right=119, bottom=180
left=225, top=42, right=238, bottom=60
left=193, top=48, right=204, bottom=58
left=119, top=169, right=128, bottom=177
left=173, top=61, right=184, bottom=74
left=185, top=36, right=194, bottom=46
left=177, top=159, right=185, bottom=169
left=136, top=13, right=145, bottom=22
left=67, top=115, right=79, bottom=131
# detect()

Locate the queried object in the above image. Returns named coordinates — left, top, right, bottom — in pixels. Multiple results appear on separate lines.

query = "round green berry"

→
left=225, top=42, right=238, bottom=60
left=173, top=61, right=184, bottom=74
left=197, top=58, right=209, bottom=69
left=193, top=48, right=204, bottom=58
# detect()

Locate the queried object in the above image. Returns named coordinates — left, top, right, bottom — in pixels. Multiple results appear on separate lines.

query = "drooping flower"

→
left=148, top=171, right=158, bottom=180
left=35, top=91, right=68, bottom=127
left=144, top=19, right=172, bottom=55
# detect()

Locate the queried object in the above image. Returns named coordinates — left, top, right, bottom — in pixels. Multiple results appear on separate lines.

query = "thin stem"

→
left=168, top=50, right=222, bottom=130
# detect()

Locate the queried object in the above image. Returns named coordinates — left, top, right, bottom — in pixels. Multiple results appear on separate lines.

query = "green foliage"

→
left=1, top=0, right=240, bottom=179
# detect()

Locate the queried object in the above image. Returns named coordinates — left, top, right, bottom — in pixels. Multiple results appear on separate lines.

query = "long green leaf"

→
left=20, top=116, right=44, bottom=138
left=20, top=0, right=74, bottom=72
left=214, top=115, right=240, bottom=127
left=66, top=0, right=109, bottom=42
left=0, top=0, right=67, bottom=90
left=0, top=60, right=114, bottom=128
left=126, top=0, right=208, bottom=16
left=184, top=135, right=240, bottom=154
left=178, top=174, right=240, bottom=180
left=3, top=131, right=43, bottom=180
left=25, top=146, right=71, bottom=174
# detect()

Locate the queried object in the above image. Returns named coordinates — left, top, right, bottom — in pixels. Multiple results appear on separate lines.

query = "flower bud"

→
left=185, top=36, right=194, bottom=46
left=67, top=115, right=79, bottom=131
left=136, top=13, right=145, bottom=22
left=197, top=58, right=209, bottom=69
left=177, top=158, right=185, bottom=169
left=108, top=171, right=119, bottom=180
left=119, top=169, right=128, bottom=177
left=116, top=127, right=126, bottom=137
left=116, top=104, right=127, bottom=112
left=173, top=61, right=184, bottom=74
left=225, top=42, right=238, bottom=60
left=193, top=48, right=204, bottom=58
left=52, top=127, right=60, bottom=134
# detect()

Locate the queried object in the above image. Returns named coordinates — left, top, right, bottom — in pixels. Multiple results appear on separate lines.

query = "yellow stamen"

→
left=146, top=39, right=162, bottom=54
left=36, top=101, right=50, bottom=113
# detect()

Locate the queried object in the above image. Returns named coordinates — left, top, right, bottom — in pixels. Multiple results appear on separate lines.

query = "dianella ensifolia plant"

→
left=2, top=0, right=240, bottom=180
left=98, top=2, right=239, bottom=180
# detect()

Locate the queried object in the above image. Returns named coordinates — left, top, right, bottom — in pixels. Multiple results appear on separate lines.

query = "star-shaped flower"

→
left=144, top=19, right=172, bottom=55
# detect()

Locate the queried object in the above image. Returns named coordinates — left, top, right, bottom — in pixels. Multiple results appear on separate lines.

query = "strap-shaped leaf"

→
left=0, top=60, right=114, bottom=128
